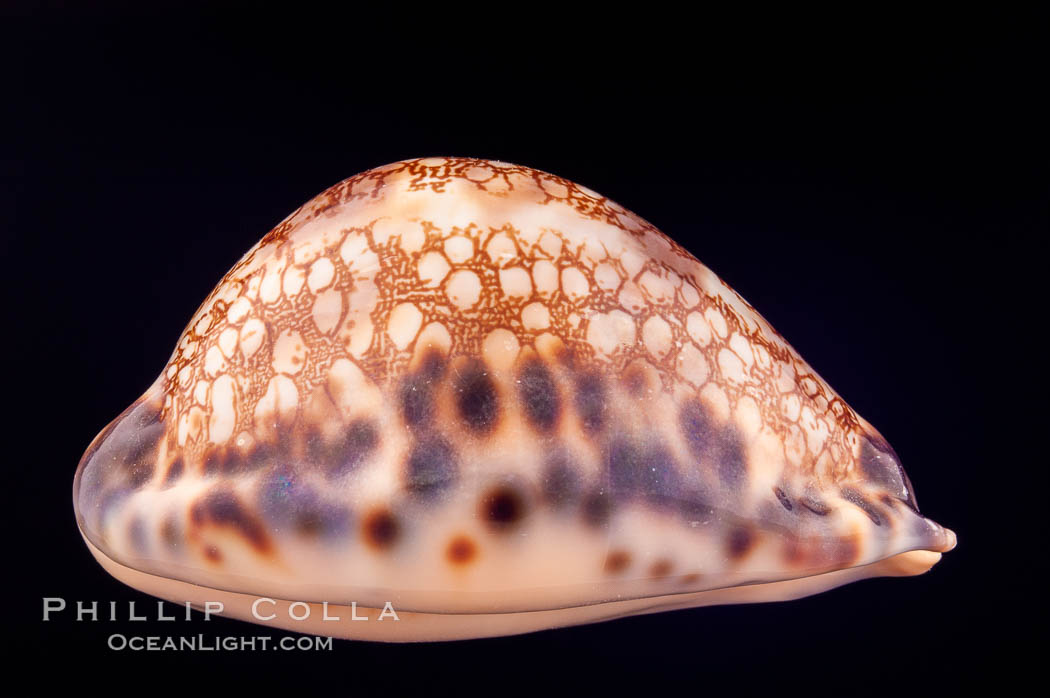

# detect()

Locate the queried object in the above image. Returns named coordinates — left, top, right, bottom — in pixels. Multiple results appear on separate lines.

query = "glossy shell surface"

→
left=74, top=157, right=955, bottom=641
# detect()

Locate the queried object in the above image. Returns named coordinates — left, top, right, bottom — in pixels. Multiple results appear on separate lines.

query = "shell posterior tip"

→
left=940, top=526, right=958, bottom=552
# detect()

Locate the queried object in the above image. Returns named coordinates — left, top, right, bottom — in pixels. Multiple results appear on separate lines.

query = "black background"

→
left=4, top=5, right=1045, bottom=694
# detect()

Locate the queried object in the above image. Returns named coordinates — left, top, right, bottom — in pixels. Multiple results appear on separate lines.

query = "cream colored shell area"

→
left=163, top=157, right=860, bottom=483
left=84, top=533, right=944, bottom=642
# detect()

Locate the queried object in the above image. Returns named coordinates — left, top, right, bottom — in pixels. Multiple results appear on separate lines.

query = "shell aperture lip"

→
left=72, top=157, right=955, bottom=641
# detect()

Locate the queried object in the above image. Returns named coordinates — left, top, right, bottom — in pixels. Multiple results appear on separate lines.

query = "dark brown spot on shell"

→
left=518, top=358, right=560, bottom=432
left=203, top=545, right=222, bottom=563
left=362, top=508, right=400, bottom=550
left=446, top=535, right=477, bottom=565
left=680, top=573, right=702, bottom=586
left=604, top=550, right=631, bottom=574
left=773, top=486, right=793, bottom=511
left=479, top=485, right=528, bottom=531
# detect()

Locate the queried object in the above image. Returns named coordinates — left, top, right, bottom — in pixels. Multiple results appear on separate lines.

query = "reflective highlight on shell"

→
left=73, top=157, right=956, bottom=641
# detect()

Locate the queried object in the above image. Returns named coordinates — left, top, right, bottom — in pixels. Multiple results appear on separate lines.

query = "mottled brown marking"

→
left=715, top=427, right=747, bottom=491
left=400, top=350, right=446, bottom=430
left=162, top=457, right=184, bottom=488
left=294, top=509, right=324, bottom=537
left=604, top=550, right=631, bottom=574
left=518, top=358, right=560, bottom=432
left=573, top=371, right=607, bottom=434
left=727, top=527, right=754, bottom=559
left=783, top=536, right=806, bottom=566
left=413, top=347, right=448, bottom=378
left=454, top=360, right=499, bottom=434
left=204, top=545, right=222, bottom=563
left=679, top=400, right=748, bottom=492
left=678, top=490, right=717, bottom=525
left=800, top=495, right=831, bottom=516
left=581, top=489, right=612, bottom=528
left=621, top=363, right=651, bottom=397
left=830, top=533, right=861, bottom=567
left=68, top=155, right=961, bottom=644
left=679, top=397, right=715, bottom=460
left=841, top=487, right=883, bottom=526
left=680, top=573, right=702, bottom=585
left=202, top=448, right=226, bottom=476
left=143, top=158, right=889, bottom=526
left=607, top=438, right=681, bottom=506
left=541, top=451, right=581, bottom=509
left=190, top=488, right=272, bottom=553
left=405, top=435, right=458, bottom=500
left=446, top=535, right=477, bottom=565
left=160, top=517, right=180, bottom=549
left=206, top=442, right=275, bottom=476
left=649, top=559, right=674, bottom=578
left=308, top=419, right=379, bottom=478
